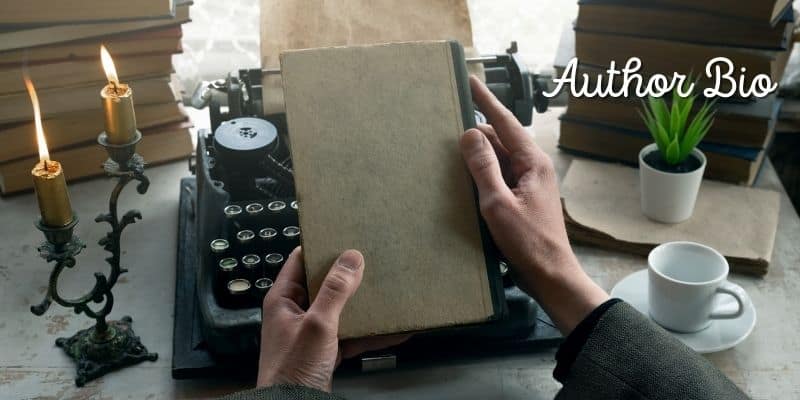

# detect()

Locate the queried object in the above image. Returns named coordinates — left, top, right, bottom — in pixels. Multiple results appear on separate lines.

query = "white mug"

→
left=648, top=241, right=750, bottom=333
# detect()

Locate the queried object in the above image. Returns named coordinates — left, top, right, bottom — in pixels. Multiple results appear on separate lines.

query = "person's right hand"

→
left=460, top=76, right=608, bottom=334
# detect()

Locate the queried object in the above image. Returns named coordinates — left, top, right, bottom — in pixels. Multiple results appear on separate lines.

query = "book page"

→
left=281, top=41, right=494, bottom=338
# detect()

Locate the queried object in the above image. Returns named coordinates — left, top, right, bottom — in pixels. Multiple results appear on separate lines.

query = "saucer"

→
left=610, top=269, right=756, bottom=353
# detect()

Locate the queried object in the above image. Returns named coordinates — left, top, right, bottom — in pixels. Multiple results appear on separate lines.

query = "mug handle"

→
left=709, top=281, right=749, bottom=320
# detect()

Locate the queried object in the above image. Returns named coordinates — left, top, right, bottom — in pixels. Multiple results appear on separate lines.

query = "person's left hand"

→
left=256, top=247, right=409, bottom=392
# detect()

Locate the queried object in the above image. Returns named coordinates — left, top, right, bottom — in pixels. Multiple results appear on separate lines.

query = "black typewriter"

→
left=172, top=43, right=561, bottom=378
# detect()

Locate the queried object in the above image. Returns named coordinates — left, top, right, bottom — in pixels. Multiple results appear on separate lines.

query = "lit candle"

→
left=26, top=78, right=74, bottom=227
left=100, top=45, right=137, bottom=145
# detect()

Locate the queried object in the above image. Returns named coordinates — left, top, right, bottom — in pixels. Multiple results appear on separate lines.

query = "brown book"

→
left=0, top=76, right=178, bottom=124
left=558, top=118, right=772, bottom=185
left=0, top=54, right=175, bottom=95
left=281, top=41, right=502, bottom=338
left=576, top=3, right=793, bottom=50
left=0, top=27, right=182, bottom=67
left=1, top=0, right=175, bottom=25
left=575, top=30, right=790, bottom=84
left=0, top=102, right=187, bottom=163
left=0, top=122, right=192, bottom=194
left=0, top=1, right=190, bottom=52
left=609, top=0, right=792, bottom=25
left=565, top=95, right=780, bottom=148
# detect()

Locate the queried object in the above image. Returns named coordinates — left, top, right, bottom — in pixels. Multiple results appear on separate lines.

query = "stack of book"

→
left=0, top=0, right=193, bottom=195
left=556, top=0, right=794, bottom=186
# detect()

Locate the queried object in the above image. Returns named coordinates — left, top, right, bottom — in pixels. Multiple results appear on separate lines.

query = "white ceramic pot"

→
left=639, top=143, right=706, bottom=223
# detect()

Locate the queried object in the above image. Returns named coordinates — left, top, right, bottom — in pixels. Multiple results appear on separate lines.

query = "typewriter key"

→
left=255, top=278, right=274, bottom=294
left=223, top=204, right=243, bottom=219
left=236, top=229, right=255, bottom=244
left=259, top=227, right=278, bottom=241
left=290, top=200, right=299, bottom=210
left=242, top=254, right=261, bottom=270
left=219, top=257, right=238, bottom=272
left=268, top=201, right=286, bottom=212
left=282, top=226, right=301, bottom=238
left=264, top=253, right=284, bottom=276
left=227, top=279, right=251, bottom=296
left=210, top=239, right=230, bottom=254
left=246, top=203, right=265, bottom=216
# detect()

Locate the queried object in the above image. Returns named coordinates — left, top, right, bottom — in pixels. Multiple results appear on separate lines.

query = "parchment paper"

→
left=561, top=159, right=780, bottom=275
left=260, top=0, right=479, bottom=114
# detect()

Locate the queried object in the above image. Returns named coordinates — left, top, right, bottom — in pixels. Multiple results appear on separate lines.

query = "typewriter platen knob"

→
left=213, top=117, right=279, bottom=169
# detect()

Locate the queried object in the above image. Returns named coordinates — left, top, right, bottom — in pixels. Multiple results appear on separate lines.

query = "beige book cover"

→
left=280, top=41, right=499, bottom=338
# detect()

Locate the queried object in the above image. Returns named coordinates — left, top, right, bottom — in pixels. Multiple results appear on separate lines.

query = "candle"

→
left=25, top=78, right=74, bottom=227
left=100, top=45, right=137, bottom=145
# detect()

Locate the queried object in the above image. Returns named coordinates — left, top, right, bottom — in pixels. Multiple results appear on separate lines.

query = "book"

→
left=558, top=117, right=773, bottom=185
left=565, top=94, right=781, bottom=148
left=0, top=77, right=178, bottom=124
left=1, top=0, right=175, bottom=25
left=0, top=122, right=192, bottom=194
left=575, top=30, right=792, bottom=85
left=281, top=41, right=503, bottom=338
left=576, top=3, right=794, bottom=50
left=579, top=0, right=792, bottom=26
left=0, top=27, right=182, bottom=67
left=0, top=1, right=190, bottom=52
left=0, top=102, right=187, bottom=162
left=0, top=54, right=175, bottom=95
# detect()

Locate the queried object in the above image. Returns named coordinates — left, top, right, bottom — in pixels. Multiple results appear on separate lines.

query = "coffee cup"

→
left=648, top=241, right=749, bottom=333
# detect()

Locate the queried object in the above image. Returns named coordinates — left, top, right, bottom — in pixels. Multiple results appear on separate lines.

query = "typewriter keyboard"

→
left=208, top=198, right=300, bottom=308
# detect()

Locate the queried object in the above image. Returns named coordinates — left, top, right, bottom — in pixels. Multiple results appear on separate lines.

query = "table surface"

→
left=1, top=108, right=799, bottom=400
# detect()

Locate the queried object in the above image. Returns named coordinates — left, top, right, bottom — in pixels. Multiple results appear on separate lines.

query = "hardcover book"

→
left=280, top=41, right=503, bottom=338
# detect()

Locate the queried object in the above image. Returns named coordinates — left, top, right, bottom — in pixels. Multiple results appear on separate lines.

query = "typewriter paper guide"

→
left=281, top=41, right=495, bottom=338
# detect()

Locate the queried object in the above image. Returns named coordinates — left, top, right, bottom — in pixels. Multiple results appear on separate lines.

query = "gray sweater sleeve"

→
left=219, top=384, right=343, bottom=400
left=554, top=301, right=749, bottom=400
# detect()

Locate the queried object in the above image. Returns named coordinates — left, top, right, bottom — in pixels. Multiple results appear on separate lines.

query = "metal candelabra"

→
left=30, top=130, right=157, bottom=387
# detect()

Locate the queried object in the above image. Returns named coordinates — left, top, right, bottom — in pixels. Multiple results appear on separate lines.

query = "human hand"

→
left=461, top=76, right=608, bottom=334
left=257, top=247, right=409, bottom=392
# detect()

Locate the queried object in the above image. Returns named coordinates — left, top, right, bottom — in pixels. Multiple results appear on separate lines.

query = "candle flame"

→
left=24, top=76, right=50, bottom=162
left=100, top=45, right=119, bottom=87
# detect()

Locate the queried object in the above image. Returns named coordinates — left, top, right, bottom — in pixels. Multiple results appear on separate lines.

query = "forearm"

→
left=513, top=244, right=609, bottom=335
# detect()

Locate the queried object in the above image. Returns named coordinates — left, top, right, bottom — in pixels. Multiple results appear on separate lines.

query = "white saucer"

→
left=610, top=269, right=756, bottom=353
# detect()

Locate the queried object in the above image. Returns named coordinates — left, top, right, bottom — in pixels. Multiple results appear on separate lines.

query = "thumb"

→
left=460, top=128, right=513, bottom=201
left=308, top=250, right=365, bottom=325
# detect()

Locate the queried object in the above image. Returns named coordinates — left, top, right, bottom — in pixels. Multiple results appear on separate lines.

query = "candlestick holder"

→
left=30, top=130, right=157, bottom=387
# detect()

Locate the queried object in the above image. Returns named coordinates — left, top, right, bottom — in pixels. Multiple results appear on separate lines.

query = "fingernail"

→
left=463, top=129, right=485, bottom=149
left=337, top=250, right=363, bottom=271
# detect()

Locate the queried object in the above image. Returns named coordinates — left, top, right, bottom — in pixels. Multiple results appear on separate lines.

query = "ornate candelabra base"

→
left=31, top=132, right=157, bottom=387
left=55, top=316, right=158, bottom=387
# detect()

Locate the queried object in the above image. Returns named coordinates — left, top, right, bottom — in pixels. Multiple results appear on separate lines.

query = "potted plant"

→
left=638, top=82, right=715, bottom=223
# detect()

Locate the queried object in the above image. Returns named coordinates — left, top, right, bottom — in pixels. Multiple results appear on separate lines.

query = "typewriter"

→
left=172, top=43, right=561, bottom=378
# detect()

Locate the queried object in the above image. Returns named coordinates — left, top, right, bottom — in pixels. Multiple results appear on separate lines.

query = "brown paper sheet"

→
left=561, top=159, right=780, bottom=275
left=260, top=0, right=479, bottom=114
left=281, top=41, right=493, bottom=338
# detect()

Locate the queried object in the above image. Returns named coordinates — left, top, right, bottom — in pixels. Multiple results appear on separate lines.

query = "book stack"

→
left=556, top=0, right=794, bottom=186
left=0, top=0, right=194, bottom=195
